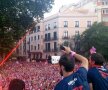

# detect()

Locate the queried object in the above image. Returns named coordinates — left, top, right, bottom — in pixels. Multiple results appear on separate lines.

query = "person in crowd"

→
left=88, top=52, right=108, bottom=90
left=0, top=74, right=3, bottom=90
left=1, top=61, right=60, bottom=90
left=8, top=79, right=25, bottom=90
left=54, top=46, right=90, bottom=90
left=104, top=63, right=108, bottom=70
left=48, top=55, right=52, bottom=64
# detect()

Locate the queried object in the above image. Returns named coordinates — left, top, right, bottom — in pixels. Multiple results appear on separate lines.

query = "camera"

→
left=60, top=45, right=65, bottom=50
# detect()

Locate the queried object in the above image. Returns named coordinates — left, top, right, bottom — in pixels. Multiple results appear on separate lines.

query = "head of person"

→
left=59, top=54, right=75, bottom=77
left=89, top=53, right=105, bottom=67
left=8, top=79, right=25, bottom=90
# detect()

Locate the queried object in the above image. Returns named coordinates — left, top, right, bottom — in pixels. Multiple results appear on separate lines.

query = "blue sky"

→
left=44, top=0, right=80, bottom=18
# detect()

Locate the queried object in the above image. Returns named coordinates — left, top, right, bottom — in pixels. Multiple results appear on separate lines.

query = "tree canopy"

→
left=80, top=22, right=108, bottom=60
left=0, top=0, right=54, bottom=58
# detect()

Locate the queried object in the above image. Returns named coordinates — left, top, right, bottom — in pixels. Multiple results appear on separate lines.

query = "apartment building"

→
left=18, top=0, right=108, bottom=59
left=76, top=0, right=108, bottom=23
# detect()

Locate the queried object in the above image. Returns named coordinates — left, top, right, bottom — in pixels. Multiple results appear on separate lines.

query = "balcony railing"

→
left=52, top=37, right=58, bottom=40
left=62, top=36, right=70, bottom=39
left=43, top=48, right=58, bottom=52
left=27, top=41, right=30, bottom=44
left=43, top=49, right=51, bottom=52
left=52, top=48, right=58, bottom=52
left=45, top=28, right=47, bottom=31
left=44, top=37, right=58, bottom=41
left=64, top=25, right=68, bottom=27
left=44, top=38, right=51, bottom=41
left=54, top=26, right=57, bottom=29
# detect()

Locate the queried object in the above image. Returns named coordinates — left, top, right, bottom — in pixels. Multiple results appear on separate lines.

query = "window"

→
left=45, top=34, right=47, bottom=41
left=54, top=22, right=57, bottom=28
left=34, top=36, right=36, bottom=40
left=106, top=9, right=108, bottom=14
left=48, top=24, right=50, bottom=30
left=102, top=9, right=108, bottom=14
left=31, top=45, right=33, bottom=51
left=45, top=25, right=47, bottom=31
left=75, top=21, right=79, bottom=27
left=45, top=43, right=47, bottom=51
left=48, top=33, right=51, bottom=41
left=34, top=46, right=36, bottom=50
left=37, top=26, right=40, bottom=32
left=102, top=1, right=105, bottom=5
left=64, top=31, right=68, bottom=37
left=38, top=44, right=40, bottom=50
left=54, top=42, right=57, bottom=51
left=53, top=32, right=57, bottom=40
left=63, top=31, right=68, bottom=39
left=31, top=37, right=33, bottom=41
left=64, top=21, right=68, bottom=27
left=38, top=35, right=40, bottom=40
left=48, top=43, right=50, bottom=51
left=102, top=9, right=105, bottom=14
left=29, top=37, right=30, bottom=42
left=106, top=2, right=108, bottom=5
left=87, top=21, right=92, bottom=27
left=34, top=28, right=36, bottom=33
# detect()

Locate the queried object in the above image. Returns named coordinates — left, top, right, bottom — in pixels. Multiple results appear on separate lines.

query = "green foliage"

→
left=80, top=22, right=108, bottom=60
left=0, top=0, right=54, bottom=58
left=63, top=41, right=69, bottom=47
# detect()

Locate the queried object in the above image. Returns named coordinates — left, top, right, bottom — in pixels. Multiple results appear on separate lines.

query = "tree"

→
left=80, top=22, right=108, bottom=60
left=0, top=0, right=54, bottom=59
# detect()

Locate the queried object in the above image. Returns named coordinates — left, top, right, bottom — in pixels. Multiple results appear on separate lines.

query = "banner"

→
left=51, top=56, right=60, bottom=64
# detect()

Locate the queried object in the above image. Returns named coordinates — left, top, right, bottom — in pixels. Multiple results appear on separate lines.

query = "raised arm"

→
left=74, top=53, right=88, bottom=70
left=61, top=46, right=88, bottom=70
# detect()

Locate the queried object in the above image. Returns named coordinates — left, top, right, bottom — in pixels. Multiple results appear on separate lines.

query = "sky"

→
left=44, top=0, right=80, bottom=18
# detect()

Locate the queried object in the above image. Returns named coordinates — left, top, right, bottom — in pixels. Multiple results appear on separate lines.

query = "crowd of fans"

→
left=0, top=46, right=108, bottom=90
left=0, top=61, right=61, bottom=90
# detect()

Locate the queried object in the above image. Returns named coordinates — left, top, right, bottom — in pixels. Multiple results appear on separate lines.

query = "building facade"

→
left=17, top=0, right=108, bottom=59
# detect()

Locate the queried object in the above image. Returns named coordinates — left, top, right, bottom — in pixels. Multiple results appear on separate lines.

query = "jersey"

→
left=87, top=66, right=108, bottom=90
left=54, top=67, right=90, bottom=90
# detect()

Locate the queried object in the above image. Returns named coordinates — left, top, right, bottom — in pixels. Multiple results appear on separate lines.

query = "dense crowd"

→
left=0, top=61, right=61, bottom=90
left=0, top=46, right=108, bottom=90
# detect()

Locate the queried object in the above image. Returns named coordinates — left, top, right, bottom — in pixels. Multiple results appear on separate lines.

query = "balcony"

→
left=75, top=25, right=79, bottom=27
left=45, top=28, right=47, bottom=31
left=64, top=25, right=68, bottom=27
left=44, top=38, right=51, bottom=41
left=52, top=37, right=58, bottom=40
left=27, top=50, right=30, bottom=53
left=52, top=48, right=58, bottom=52
left=43, top=49, right=51, bottom=52
left=27, top=41, right=30, bottom=44
left=43, top=48, right=58, bottom=52
left=62, top=36, right=70, bottom=39
left=44, top=37, right=58, bottom=42
left=54, top=26, right=57, bottom=29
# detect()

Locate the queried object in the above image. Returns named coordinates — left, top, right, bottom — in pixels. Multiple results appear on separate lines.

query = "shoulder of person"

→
left=54, top=80, right=67, bottom=90
left=75, top=67, right=88, bottom=77
left=77, top=67, right=88, bottom=73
